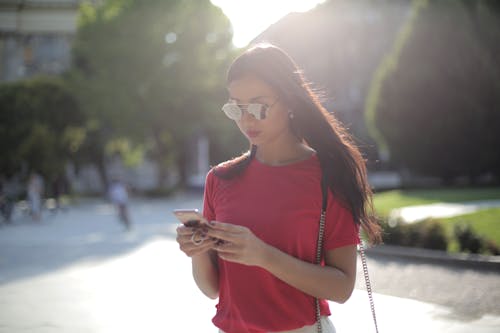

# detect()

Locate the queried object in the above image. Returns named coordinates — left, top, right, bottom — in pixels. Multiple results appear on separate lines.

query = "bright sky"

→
left=211, top=0, right=326, bottom=48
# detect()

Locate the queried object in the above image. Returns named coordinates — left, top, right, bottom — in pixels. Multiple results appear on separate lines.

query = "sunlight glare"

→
left=211, top=0, right=326, bottom=48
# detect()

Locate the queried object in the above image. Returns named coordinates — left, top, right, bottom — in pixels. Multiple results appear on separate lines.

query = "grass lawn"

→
left=373, top=187, right=500, bottom=253
left=373, top=187, right=500, bottom=218
left=436, top=208, right=500, bottom=252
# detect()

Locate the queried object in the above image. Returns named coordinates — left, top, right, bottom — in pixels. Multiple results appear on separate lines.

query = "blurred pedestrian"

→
left=27, top=172, right=44, bottom=221
left=108, top=178, right=131, bottom=230
left=0, top=176, right=14, bottom=224
left=175, top=44, right=382, bottom=333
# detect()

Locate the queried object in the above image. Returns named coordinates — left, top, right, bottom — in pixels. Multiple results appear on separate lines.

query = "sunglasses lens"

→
left=222, top=103, right=269, bottom=121
left=247, top=104, right=267, bottom=120
left=222, top=104, right=242, bottom=120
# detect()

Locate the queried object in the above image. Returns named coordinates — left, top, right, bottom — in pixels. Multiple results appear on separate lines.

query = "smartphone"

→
left=173, top=209, right=208, bottom=228
left=174, top=209, right=225, bottom=246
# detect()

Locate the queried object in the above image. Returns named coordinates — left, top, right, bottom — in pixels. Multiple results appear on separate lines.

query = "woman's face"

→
left=226, top=75, right=291, bottom=146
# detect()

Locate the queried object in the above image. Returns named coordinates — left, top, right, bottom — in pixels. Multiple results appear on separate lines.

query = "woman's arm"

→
left=260, top=244, right=357, bottom=303
left=176, top=226, right=220, bottom=299
left=192, top=250, right=220, bottom=299
left=206, top=221, right=357, bottom=303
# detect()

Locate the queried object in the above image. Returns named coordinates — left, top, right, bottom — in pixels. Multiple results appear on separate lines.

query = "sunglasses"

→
left=221, top=98, right=279, bottom=121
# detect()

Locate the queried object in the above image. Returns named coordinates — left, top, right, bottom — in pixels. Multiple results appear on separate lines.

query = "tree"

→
left=0, top=76, right=85, bottom=182
left=368, top=0, right=500, bottom=183
left=69, top=0, right=237, bottom=189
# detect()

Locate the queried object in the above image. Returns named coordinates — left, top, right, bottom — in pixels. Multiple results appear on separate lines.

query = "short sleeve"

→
left=323, top=193, right=360, bottom=251
left=202, top=169, right=216, bottom=221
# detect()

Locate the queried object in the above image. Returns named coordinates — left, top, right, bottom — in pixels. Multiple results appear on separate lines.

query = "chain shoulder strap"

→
left=315, top=178, right=379, bottom=333
left=315, top=209, right=326, bottom=333
left=314, top=177, right=328, bottom=332
left=359, top=241, right=380, bottom=333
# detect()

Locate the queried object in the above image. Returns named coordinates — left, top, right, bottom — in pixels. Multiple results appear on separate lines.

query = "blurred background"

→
left=0, top=0, right=499, bottom=332
left=1, top=0, right=499, bottom=254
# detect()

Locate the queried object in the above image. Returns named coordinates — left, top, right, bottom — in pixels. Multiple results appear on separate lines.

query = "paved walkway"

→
left=389, top=199, right=500, bottom=223
left=0, top=195, right=499, bottom=332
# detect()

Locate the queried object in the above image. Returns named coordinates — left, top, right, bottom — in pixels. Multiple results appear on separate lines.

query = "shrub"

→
left=485, top=240, right=500, bottom=256
left=418, top=220, right=448, bottom=250
left=380, top=218, right=403, bottom=245
left=382, top=218, right=448, bottom=250
left=381, top=216, right=500, bottom=255
left=454, top=223, right=484, bottom=254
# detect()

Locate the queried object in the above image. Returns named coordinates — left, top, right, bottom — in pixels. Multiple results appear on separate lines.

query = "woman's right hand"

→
left=176, top=225, right=217, bottom=257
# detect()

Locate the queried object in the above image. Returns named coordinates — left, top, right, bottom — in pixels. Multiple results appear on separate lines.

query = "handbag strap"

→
left=314, top=177, right=328, bottom=332
left=359, top=240, right=380, bottom=333
left=315, top=178, right=379, bottom=333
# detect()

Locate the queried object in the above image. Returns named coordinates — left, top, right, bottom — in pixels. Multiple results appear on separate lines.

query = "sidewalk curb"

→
left=365, top=244, right=500, bottom=271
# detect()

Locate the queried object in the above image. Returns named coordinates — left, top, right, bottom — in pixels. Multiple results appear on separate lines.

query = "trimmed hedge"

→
left=453, top=223, right=500, bottom=255
left=381, top=218, right=500, bottom=255
left=382, top=218, right=448, bottom=251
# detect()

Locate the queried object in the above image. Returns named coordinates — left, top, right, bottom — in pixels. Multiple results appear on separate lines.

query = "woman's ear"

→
left=288, top=108, right=303, bottom=140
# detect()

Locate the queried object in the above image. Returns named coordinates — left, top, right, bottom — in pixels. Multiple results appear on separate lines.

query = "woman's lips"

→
left=246, top=130, right=261, bottom=138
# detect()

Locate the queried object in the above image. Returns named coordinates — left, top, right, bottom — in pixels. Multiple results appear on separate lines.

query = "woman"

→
left=176, top=44, right=381, bottom=333
left=28, top=172, right=44, bottom=221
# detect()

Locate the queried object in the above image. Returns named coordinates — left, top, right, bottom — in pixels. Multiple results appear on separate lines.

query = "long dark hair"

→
left=215, top=44, right=381, bottom=244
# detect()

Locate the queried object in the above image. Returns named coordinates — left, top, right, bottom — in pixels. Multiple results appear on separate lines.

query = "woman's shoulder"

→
left=209, top=151, right=252, bottom=179
left=209, top=159, right=233, bottom=176
left=204, top=159, right=241, bottom=194
left=206, top=158, right=236, bottom=182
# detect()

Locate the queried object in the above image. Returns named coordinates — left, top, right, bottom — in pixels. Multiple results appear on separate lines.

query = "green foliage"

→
left=374, top=187, right=500, bottom=217
left=380, top=212, right=500, bottom=255
left=375, top=187, right=500, bottom=254
left=451, top=220, right=500, bottom=255
left=382, top=218, right=448, bottom=250
left=368, top=0, right=500, bottom=182
left=421, top=220, right=449, bottom=250
left=105, top=138, right=145, bottom=167
left=438, top=208, right=500, bottom=251
left=365, top=0, right=429, bottom=156
left=454, top=223, right=484, bottom=254
left=69, top=0, right=240, bottom=187
left=0, top=76, right=85, bottom=179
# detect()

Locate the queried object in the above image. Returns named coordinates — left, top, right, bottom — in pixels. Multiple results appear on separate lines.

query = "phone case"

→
left=173, top=209, right=207, bottom=227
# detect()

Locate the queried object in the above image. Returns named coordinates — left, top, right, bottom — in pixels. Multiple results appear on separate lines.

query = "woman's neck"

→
left=255, top=135, right=314, bottom=166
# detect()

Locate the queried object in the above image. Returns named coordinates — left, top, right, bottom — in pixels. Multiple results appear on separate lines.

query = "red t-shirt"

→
left=203, top=154, right=359, bottom=333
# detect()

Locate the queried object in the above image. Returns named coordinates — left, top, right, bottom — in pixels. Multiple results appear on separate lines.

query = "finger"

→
left=181, top=238, right=216, bottom=256
left=176, top=233, right=202, bottom=247
left=176, top=233, right=189, bottom=244
left=209, top=221, right=247, bottom=233
left=176, top=226, right=196, bottom=236
left=176, top=228, right=195, bottom=241
left=190, top=239, right=220, bottom=256
left=198, top=216, right=210, bottom=225
left=213, top=242, right=241, bottom=254
left=177, top=225, right=210, bottom=237
left=205, top=229, right=240, bottom=243
left=191, top=230, right=209, bottom=245
left=187, top=243, right=212, bottom=255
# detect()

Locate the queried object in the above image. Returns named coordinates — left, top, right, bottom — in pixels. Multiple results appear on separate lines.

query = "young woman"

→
left=176, top=44, right=381, bottom=333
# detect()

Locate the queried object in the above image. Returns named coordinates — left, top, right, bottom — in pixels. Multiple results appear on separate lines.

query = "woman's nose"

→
left=240, top=110, right=257, bottom=123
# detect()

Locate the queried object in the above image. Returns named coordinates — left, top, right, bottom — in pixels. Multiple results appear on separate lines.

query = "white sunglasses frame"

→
left=221, top=98, right=279, bottom=121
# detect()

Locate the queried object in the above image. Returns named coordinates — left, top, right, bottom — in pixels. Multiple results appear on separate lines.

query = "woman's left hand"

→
left=206, top=221, right=269, bottom=267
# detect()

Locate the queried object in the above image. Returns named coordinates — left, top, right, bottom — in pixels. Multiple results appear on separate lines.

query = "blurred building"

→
left=0, top=0, right=96, bottom=82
